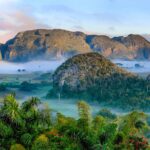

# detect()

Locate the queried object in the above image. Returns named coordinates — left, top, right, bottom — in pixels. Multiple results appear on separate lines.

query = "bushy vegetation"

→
left=0, top=95, right=150, bottom=150
left=47, top=74, right=150, bottom=111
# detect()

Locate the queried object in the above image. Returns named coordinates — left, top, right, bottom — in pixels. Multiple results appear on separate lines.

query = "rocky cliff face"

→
left=86, top=35, right=129, bottom=59
left=113, top=34, right=150, bottom=59
left=1, top=29, right=150, bottom=62
left=1, top=29, right=91, bottom=62
left=53, top=52, right=134, bottom=92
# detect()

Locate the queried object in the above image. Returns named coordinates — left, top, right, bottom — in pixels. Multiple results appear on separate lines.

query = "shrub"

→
left=10, top=144, right=26, bottom=150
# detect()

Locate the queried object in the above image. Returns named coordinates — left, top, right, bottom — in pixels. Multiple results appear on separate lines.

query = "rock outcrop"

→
left=1, top=29, right=91, bottom=62
left=86, top=35, right=128, bottom=59
left=53, top=52, right=134, bottom=92
left=1, top=29, right=150, bottom=61
left=113, top=34, right=150, bottom=59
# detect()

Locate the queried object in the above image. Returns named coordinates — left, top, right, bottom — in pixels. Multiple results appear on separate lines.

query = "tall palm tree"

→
left=0, top=94, right=22, bottom=126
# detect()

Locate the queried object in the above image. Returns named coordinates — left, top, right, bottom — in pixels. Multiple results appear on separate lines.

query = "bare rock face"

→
left=113, top=34, right=150, bottom=59
left=53, top=52, right=134, bottom=92
left=2, top=29, right=91, bottom=62
left=1, top=29, right=150, bottom=62
left=86, top=35, right=129, bottom=59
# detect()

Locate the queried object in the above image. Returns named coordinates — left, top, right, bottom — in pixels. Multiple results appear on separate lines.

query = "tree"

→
left=77, top=101, right=92, bottom=129
left=0, top=94, right=23, bottom=126
left=0, top=95, right=149, bottom=149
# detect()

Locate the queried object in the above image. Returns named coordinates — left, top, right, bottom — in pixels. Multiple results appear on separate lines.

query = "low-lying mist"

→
left=0, top=59, right=150, bottom=117
left=0, top=59, right=150, bottom=74
left=0, top=60, right=65, bottom=74
left=113, top=59, right=150, bottom=74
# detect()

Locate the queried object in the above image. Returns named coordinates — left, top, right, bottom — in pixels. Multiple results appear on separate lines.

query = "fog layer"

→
left=0, top=59, right=150, bottom=74
left=112, top=60, right=150, bottom=73
left=0, top=60, right=65, bottom=74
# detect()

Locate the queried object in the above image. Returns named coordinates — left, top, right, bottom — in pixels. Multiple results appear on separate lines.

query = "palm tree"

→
left=0, top=94, right=23, bottom=126
left=21, top=97, right=41, bottom=112
left=77, top=101, right=92, bottom=129
left=21, top=97, right=51, bottom=139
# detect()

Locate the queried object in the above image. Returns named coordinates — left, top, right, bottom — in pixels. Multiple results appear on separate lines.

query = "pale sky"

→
left=0, top=0, right=150, bottom=43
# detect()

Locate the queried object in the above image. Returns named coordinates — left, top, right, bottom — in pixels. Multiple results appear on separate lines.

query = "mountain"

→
left=48, top=52, right=150, bottom=110
left=1, top=29, right=150, bottom=61
left=142, top=34, right=150, bottom=42
left=113, top=34, right=150, bottom=59
left=86, top=35, right=129, bottom=59
left=52, top=52, right=133, bottom=92
left=1, top=29, right=91, bottom=62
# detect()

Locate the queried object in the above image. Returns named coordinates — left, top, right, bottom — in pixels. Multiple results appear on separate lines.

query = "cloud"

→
left=0, top=0, right=20, bottom=5
left=0, top=0, right=50, bottom=43
left=0, top=11, right=49, bottom=43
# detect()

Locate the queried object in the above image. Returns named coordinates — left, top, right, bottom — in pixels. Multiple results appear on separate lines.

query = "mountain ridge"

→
left=1, top=29, right=150, bottom=62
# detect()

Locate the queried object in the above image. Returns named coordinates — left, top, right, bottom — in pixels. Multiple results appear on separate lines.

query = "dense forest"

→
left=0, top=94, right=150, bottom=150
left=48, top=73, right=150, bottom=111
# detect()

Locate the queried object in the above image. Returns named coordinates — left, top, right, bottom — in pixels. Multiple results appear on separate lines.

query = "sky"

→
left=0, top=0, right=150, bottom=43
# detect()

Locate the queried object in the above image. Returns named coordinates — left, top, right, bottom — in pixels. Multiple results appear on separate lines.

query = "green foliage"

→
left=49, top=53, right=150, bottom=111
left=0, top=121, right=13, bottom=137
left=32, top=134, right=49, bottom=150
left=77, top=101, right=92, bottom=128
left=0, top=95, right=149, bottom=149
left=19, top=81, right=37, bottom=91
left=98, top=108, right=117, bottom=120
left=10, top=144, right=26, bottom=150
left=0, top=95, right=51, bottom=149
left=21, top=133, right=33, bottom=146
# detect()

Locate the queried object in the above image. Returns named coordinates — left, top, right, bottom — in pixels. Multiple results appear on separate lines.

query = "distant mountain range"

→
left=1, top=29, right=150, bottom=62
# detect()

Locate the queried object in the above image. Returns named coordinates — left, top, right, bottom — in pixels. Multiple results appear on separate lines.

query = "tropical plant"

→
left=0, top=95, right=149, bottom=149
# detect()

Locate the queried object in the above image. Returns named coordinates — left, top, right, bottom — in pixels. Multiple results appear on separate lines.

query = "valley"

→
left=0, top=58, right=149, bottom=118
left=0, top=69, right=121, bottom=118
